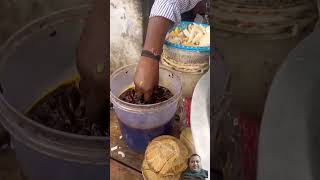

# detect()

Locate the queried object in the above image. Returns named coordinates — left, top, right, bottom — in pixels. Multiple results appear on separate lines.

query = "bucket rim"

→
left=110, top=63, right=183, bottom=112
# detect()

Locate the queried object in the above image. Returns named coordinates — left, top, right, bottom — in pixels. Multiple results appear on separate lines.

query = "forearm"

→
left=82, top=0, right=107, bottom=48
left=77, top=0, right=107, bottom=90
left=143, top=16, right=173, bottom=56
left=76, top=0, right=108, bottom=129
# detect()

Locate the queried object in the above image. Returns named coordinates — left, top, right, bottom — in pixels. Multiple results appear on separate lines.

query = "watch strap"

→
left=141, top=50, right=161, bottom=61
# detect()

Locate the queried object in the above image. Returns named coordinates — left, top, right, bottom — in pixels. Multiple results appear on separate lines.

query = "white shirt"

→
left=150, top=0, right=203, bottom=23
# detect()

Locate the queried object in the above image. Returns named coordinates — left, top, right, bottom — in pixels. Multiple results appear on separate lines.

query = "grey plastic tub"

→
left=0, top=5, right=107, bottom=180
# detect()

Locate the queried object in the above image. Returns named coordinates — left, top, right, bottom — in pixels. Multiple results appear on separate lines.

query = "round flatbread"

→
left=142, top=160, right=181, bottom=180
left=161, top=55, right=209, bottom=73
left=145, top=135, right=188, bottom=176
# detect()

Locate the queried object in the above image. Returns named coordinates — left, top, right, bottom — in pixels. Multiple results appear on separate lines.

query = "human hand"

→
left=133, top=16, right=171, bottom=102
left=134, top=56, right=159, bottom=102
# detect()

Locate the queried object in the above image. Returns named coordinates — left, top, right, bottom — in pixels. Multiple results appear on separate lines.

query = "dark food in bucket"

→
left=119, top=86, right=173, bottom=104
left=27, top=81, right=107, bottom=136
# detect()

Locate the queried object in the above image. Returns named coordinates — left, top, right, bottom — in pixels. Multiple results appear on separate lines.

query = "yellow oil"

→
left=26, top=76, right=80, bottom=114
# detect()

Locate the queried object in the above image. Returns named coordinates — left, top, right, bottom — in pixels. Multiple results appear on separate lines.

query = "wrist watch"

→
left=141, top=50, right=161, bottom=61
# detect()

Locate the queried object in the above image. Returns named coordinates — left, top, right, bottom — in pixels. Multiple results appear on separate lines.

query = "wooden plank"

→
left=110, top=110, right=182, bottom=172
left=110, top=159, right=143, bottom=180
left=110, top=110, right=145, bottom=172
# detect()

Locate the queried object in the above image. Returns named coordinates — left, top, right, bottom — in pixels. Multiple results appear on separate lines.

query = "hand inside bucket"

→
left=119, top=86, right=173, bottom=105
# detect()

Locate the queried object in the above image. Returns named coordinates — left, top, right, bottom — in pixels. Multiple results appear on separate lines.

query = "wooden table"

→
left=110, top=110, right=144, bottom=179
left=109, top=110, right=182, bottom=180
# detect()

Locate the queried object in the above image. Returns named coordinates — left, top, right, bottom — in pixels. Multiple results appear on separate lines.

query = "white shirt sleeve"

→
left=149, top=0, right=203, bottom=23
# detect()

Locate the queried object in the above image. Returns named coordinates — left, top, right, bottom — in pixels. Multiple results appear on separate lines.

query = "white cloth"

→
left=150, top=0, right=202, bottom=23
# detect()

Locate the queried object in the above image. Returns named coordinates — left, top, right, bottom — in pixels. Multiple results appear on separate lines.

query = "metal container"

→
left=0, top=6, right=107, bottom=180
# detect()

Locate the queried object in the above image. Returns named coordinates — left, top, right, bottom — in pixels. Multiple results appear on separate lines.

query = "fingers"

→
left=133, top=58, right=159, bottom=103
left=134, top=90, right=143, bottom=103
left=143, top=91, right=153, bottom=103
left=134, top=81, right=153, bottom=103
left=133, top=78, right=143, bottom=103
